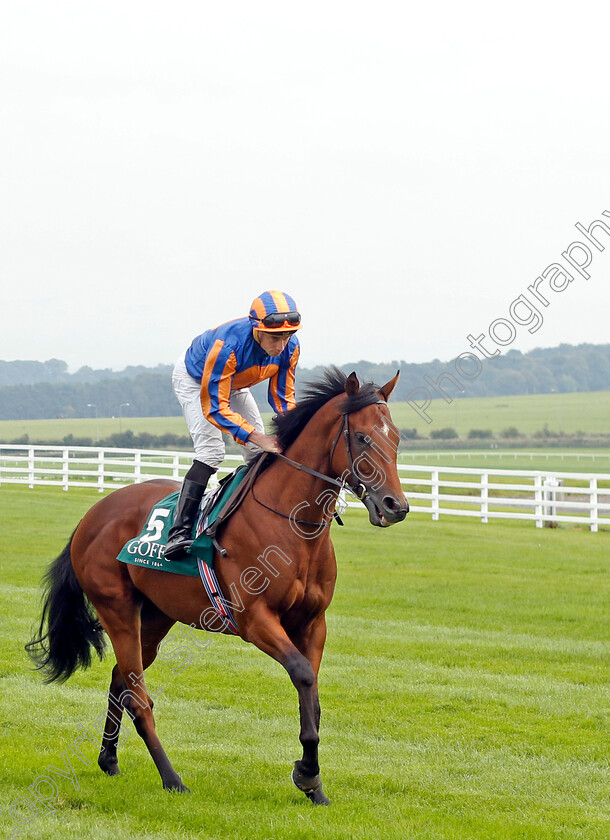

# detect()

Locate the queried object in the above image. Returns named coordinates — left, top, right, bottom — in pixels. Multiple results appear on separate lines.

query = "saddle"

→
left=116, top=454, right=271, bottom=574
left=196, top=453, right=272, bottom=556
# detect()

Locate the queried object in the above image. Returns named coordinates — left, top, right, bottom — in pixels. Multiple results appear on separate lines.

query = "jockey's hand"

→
left=248, top=430, right=283, bottom=454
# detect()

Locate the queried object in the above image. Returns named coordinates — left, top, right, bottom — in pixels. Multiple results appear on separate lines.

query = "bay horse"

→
left=27, top=368, right=408, bottom=805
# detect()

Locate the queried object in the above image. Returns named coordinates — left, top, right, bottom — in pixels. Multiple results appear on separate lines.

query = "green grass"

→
left=390, top=389, right=610, bottom=437
left=1, top=389, right=610, bottom=444
left=1, top=485, right=610, bottom=839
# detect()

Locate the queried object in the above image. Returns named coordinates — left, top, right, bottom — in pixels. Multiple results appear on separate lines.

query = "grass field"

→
left=388, top=389, right=610, bottom=437
left=1, top=485, right=609, bottom=839
left=1, top=389, right=610, bottom=443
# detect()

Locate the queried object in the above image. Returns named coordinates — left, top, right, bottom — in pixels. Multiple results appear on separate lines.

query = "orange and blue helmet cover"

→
left=249, top=291, right=302, bottom=332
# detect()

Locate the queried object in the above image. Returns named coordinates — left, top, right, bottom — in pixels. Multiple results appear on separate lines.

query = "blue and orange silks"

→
left=184, top=317, right=299, bottom=444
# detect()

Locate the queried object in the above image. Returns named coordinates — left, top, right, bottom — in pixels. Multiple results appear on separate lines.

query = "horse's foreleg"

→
left=245, top=608, right=330, bottom=805
left=289, top=614, right=329, bottom=805
left=286, top=652, right=329, bottom=805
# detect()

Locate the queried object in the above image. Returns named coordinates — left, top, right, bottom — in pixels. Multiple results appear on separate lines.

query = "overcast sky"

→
left=1, top=0, right=608, bottom=372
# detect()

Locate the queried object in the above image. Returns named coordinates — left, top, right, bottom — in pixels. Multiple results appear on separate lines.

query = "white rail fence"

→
left=1, top=444, right=609, bottom=533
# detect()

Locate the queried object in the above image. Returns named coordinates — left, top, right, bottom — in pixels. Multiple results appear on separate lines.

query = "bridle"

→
left=251, top=402, right=385, bottom=528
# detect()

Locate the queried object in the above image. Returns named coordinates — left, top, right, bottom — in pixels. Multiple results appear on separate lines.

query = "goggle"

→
left=258, top=311, right=301, bottom=329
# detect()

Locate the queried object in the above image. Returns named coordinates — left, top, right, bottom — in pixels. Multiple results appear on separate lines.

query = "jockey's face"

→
left=256, top=331, right=293, bottom=356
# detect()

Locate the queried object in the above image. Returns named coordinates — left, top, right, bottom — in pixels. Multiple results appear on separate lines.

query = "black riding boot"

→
left=165, top=462, right=215, bottom=560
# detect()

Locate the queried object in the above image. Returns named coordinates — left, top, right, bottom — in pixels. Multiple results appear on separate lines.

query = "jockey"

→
left=165, top=290, right=301, bottom=560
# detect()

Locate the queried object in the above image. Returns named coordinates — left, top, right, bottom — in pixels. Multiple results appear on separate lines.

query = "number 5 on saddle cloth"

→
left=117, top=460, right=267, bottom=632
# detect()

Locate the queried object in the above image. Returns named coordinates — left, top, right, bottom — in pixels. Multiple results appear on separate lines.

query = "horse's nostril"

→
left=381, top=495, right=409, bottom=520
left=383, top=496, right=400, bottom=513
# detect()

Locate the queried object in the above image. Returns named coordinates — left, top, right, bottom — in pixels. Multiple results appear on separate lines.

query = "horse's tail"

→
left=25, top=531, right=106, bottom=683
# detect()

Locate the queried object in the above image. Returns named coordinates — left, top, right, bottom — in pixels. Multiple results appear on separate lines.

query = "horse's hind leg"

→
left=97, top=663, right=126, bottom=776
left=93, top=597, right=185, bottom=791
left=98, top=604, right=175, bottom=778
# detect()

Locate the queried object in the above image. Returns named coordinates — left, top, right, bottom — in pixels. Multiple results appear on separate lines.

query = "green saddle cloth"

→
left=116, top=466, right=249, bottom=576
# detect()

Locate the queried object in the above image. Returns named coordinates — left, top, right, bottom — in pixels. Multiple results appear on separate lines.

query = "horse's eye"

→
left=354, top=432, right=369, bottom=445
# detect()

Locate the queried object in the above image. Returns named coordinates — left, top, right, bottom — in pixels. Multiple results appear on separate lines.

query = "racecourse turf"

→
left=1, top=484, right=609, bottom=840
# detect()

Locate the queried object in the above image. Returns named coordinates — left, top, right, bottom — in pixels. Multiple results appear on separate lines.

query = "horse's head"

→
left=332, top=371, right=409, bottom=527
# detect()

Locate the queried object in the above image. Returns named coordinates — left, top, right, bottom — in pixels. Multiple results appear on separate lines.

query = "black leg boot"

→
left=165, top=462, right=215, bottom=560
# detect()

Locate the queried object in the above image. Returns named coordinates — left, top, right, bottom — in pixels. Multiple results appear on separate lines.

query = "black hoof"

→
left=98, top=754, right=120, bottom=776
left=291, top=765, right=330, bottom=805
left=163, top=778, right=190, bottom=793
left=305, top=786, right=330, bottom=806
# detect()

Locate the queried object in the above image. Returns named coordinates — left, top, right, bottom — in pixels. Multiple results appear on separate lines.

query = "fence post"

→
left=431, top=469, right=439, bottom=521
left=590, top=477, right=598, bottom=533
left=172, top=453, right=180, bottom=481
left=480, top=472, right=488, bottom=524
left=542, top=476, right=560, bottom=526
left=134, top=451, right=142, bottom=484
left=534, top=473, right=543, bottom=528
left=97, top=450, right=105, bottom=492
left=28, top=447, right=35, bottom=488
left=62, top=447, right=70, bottom=491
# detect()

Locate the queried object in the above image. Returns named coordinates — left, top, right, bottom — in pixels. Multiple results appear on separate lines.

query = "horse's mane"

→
left=273, top=366, right=381, bottom=449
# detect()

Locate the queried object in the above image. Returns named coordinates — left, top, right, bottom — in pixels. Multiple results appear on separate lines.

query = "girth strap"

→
left=197, top=558, right=239, bottom=634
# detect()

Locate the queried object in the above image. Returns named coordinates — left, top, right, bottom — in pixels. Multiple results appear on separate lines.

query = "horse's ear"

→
left=345, top=371, right=360, bottom=395
left=379, top=369, right=400, bottom=402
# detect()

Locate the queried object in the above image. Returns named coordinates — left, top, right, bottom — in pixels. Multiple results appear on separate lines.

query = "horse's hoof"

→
left=98, top=755, right=120, bottom=776
left=164, top=779, right=190, bottom=793
left=305, top=786, right=331, bottom=806
left=291, top=765, right=330, bottom=805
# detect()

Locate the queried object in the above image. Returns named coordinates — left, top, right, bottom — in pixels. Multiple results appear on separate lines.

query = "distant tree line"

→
left=0, top=373, right=177, bottom=420
left=0, top=343, right=608, bottom=421
left=0, top=359, right=172, bottom=386
left=321, top=343, right=610, bottom=399
left=8, top=426, right=609, bottom=452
